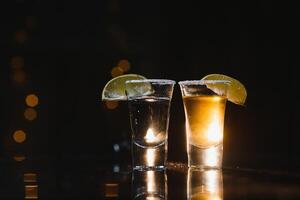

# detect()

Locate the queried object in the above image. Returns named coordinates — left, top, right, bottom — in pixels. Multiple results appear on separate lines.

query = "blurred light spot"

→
left=13, top=130, right=26, bottom=143
left=12, top=70, right=26, bottom=84
left=14, top=155, right=26, bottom=162
left=113, top=144, right=120, bottom=152
left=117, top=59, right=130, bottom=72
left=15, top=30, right=28, bottom=44
left=11, top=56, right=24, bottom=69
left=105, top=183, right=119, bottom=198
left=25, top=94, right=39, bottom=107
left=25, top=185, right=38, bottom=199
left=24, top=173, right=37, bottom=183
left=105, top=101, right=118, bottom=109
left=113, top=165, right=120, bottom=173
left=26, top=16, right=37, bottom=29
left=24, top=108, right=37, bottom=121
left=111, top=67, right=124, bottom=77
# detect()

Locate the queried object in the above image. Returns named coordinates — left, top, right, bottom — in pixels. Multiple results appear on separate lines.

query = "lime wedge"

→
left=101, top=74, right=147, bottom=101
left=201, top=74, right=247, bottom=105
left=124, top=80, right=154, bottom=99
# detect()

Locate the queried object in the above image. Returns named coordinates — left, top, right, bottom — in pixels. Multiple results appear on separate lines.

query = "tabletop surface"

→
left=1, top=155, right=300, bottom=200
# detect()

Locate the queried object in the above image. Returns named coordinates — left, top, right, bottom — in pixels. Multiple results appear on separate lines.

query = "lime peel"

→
left=101, top=74, right=147, bottom=101
left=201, top=74, right=247, bottom=105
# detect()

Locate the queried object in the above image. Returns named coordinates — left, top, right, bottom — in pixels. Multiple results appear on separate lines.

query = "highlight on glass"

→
left=132, top=169, right=167, bottom=199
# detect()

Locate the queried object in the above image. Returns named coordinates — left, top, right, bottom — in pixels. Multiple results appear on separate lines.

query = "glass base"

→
left=133, top=165, right=166, bottom=171
left=132, top=141, right=167, bottom=171
left=188, top=143, right=223, bottom=169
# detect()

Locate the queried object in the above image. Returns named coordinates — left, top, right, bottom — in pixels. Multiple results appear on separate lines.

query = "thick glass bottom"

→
left=188, top=143, right=223, bottom=169
left=132, top=141, right=167, bottom=171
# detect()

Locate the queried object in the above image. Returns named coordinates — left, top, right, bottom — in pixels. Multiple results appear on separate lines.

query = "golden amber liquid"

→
left=183, top=95, right=226, bottom=148
left=190, top=192, right=221, bottom=200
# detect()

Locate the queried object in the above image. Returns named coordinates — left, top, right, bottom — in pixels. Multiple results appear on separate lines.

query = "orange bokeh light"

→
left=13, top=155, right=26, bottom=162
left=24, top=173, right=37, bottom=183
left=25, top=185, right=38, bottom=199
left=25, top=94, right=39, bottom=107
left=13, top=130, right=26, bottom=143
left=105, top=101, right=119, bottom=109
left=24, top=108, right=37, bottom=121
left=117, top=59, right=131, bottom=72
left=111, top=67, right=124, bottom=77
left=105, top=183, right=119, bottom=198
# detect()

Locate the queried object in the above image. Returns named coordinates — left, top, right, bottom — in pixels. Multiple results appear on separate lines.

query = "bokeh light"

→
left=24, top=108, right=37, bottom=121
left=105, top=183, right=119, bottom=198
left=111, top=67, right=124, bottom=77
left=15, top=30, right=28, bottom=44
left=11, top=56, right=24, bottom=69
left=117, top=59, right=131, bottom=72
left=25, top=94, right=39, bottom=107
left=25, top=185, right=38, bottom=199
left=113, top=165, right=120, bottom=173
left=24, top=173, right=37, bottom=183
left=105, top=101, right=119, bottom=109
left=13, top=130, right=26, bottom=143
left=13, top=155, right=26, bottom=162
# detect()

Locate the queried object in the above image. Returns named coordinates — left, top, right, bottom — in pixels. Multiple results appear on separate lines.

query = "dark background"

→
left=1, top=0, right=300, bottom=170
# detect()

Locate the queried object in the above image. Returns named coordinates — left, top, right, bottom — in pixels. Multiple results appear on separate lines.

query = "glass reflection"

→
left=132, top=170, right=167, bottom=200
left=187, top=169, right=223, bottom=200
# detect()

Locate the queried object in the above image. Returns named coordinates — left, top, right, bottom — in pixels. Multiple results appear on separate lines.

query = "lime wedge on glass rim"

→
left=101, top=74, right=148, bottom=101
left=201, top=74, right=247, bottom=105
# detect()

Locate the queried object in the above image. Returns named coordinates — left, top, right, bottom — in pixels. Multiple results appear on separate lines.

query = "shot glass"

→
left=179, top=80, right=228, bottom=169
left=126, top=79, right=175, bottom=171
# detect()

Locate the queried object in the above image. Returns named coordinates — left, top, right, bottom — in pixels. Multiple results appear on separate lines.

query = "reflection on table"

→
left=132, top=169, right=167, bottom=200
left=187, top=169, right=223, bottom=200
left=2, top=157, right=300, bottom=199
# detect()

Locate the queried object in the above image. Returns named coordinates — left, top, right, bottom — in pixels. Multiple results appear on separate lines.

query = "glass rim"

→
left=126, top=79, right=176, bottom=85
left=178, top=80, right=230, bottom=85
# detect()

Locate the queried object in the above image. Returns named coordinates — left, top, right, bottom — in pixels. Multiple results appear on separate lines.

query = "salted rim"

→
left=178, top=80, right=230, bottom=85
left=126, top=79, right=176, bottom=85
